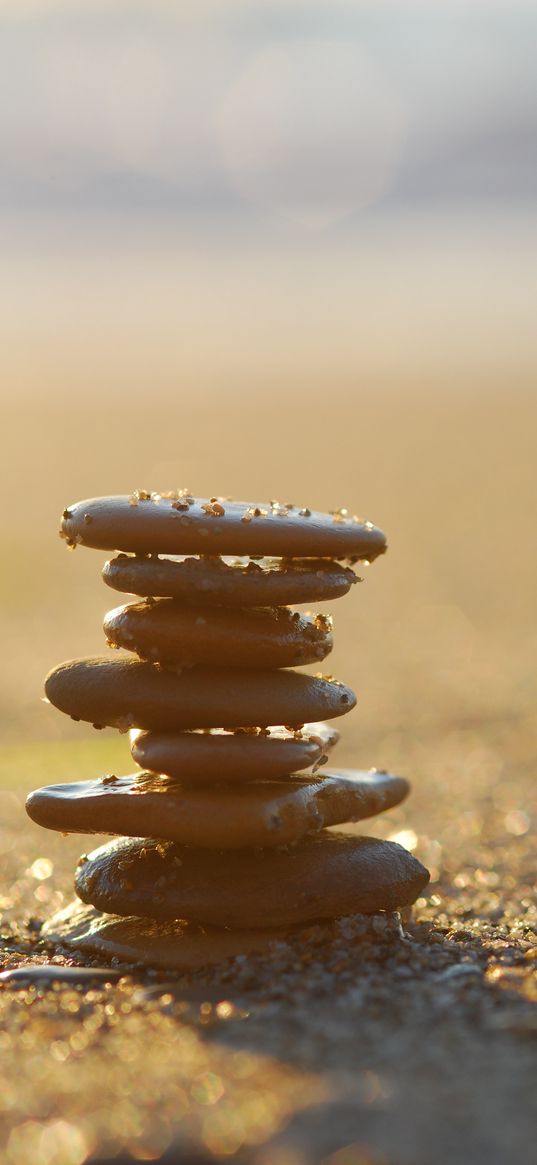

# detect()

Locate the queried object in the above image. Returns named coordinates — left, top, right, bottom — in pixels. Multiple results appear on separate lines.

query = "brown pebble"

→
left=74, top=832, right=430, bottom=927
left=26, top=768, right=409, bottom=849
left=61, top=495, right=387, bottom=559
left=131, top=722, right=339, bottom=782
left=103, top=553, right=359, bottom=606
left=44, top=657, right=356, bottom=731
left=104, top=599, right=333, bottom=668
left=41, top=901, right=291, bottom=970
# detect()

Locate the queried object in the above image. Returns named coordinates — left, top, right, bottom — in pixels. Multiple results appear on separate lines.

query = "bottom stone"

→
left=41, top=900, right=293, bottom=971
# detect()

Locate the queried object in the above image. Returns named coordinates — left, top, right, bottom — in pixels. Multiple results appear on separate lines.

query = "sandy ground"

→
left=1, top=373, right=536, bottom=1163
left=0, top=749, right=535, bottom=1165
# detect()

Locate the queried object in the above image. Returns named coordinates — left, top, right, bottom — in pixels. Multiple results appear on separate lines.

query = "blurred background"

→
left=1, top=0, right=535, bottom=804
left=0, top=10, right=535, bottom=1159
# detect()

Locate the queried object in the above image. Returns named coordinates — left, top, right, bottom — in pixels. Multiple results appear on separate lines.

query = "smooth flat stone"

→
left=42, top=901, right=291, bottom=970
left=26, top=769, right=408, bottom=849
left=45, top=657, right=355, bottom=731
left=103, top=553, right=359, bottom=606
left=130, top=722, right=338, bottom=782
left=104, top=599, right=333, bottom=669
left=75, top=832, right=430, bottom=928
left=0, top=964, right=124, bottom=987
left=61, top=495, right=387, bottom=560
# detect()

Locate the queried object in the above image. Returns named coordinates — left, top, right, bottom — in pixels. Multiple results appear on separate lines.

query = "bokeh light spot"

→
left=218, top=39, right=407, bottom=228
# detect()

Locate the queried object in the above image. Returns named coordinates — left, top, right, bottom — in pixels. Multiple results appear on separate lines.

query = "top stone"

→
left=60, top=493, right=387, bottom=560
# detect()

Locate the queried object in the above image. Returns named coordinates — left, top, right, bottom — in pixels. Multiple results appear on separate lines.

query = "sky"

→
left=1, top=0, right=535, bottom=414
left=0, top=0, right=535, bottom=223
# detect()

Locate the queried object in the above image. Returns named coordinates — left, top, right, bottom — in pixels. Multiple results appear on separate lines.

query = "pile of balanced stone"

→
left=27, top=493, right=429, bottom=970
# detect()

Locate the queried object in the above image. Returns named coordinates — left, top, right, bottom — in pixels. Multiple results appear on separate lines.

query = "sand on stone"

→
left=62, top=495, right=387, bottom=559
left=104, top=598, right=333, bottom=668
left=103, top=553, right=359, bottom=606
left=74, top=831, right=430, bottom=927
left=130, top=722, right=339, bottom=781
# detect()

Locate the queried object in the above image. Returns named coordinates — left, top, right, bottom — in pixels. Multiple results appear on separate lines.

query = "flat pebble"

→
left=26, top=768, right=409, bottom=848
left=104, top=599, right=333, bottom=668
left=74, top=831, right=430, bottom=928
left=103, top=553, right=359, bottom=606
left=0, top=964, right=124, bottom=986
left=130, top=721, right=338, bottom=781
left=45, top=656, right=356, bottom=730
left=42, top=901, right=292, bottom=970
left=61, top=495, right=387, bottom=559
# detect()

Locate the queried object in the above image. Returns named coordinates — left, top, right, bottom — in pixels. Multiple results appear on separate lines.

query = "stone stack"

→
left=27, top=493, right=429, bottom=969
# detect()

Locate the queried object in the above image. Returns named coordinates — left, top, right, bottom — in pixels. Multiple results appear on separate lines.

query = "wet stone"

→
left=26, top=768, right=409, bottom=849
